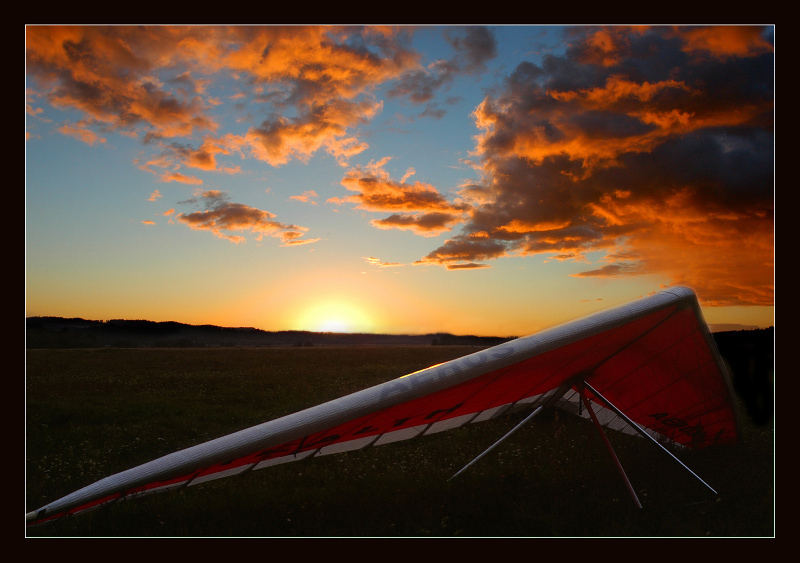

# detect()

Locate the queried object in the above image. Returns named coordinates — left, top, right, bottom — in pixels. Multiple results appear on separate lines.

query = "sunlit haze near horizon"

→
left=26, top=25, right=774, bottom=336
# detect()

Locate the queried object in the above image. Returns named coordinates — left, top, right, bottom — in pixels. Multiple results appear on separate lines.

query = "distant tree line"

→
left=712, top=327, right=774, bottom=425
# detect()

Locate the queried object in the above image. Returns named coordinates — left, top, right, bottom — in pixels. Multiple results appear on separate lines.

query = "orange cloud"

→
left=26, top=100, right=44, bottom=119
left=57, top=122, right=106, bottom=145
left=290, top=191, right=319, bottom=204
left=364, top=256, right=403, bottom=267
left=475, top=65, right=769, bottom=174
left=176, top=189, right=317, bottom=246
left=221, top=26, right=414, bottom=94
left=424, top=26, right=773, bottom=308
left=550, top=75, right=693, bottom=106
left=677, top=26, right=775, bottom=59
left=333, top=159, right=470, bottom=236
left=245, top=98, right=380, bottom=166
left=26, top=27, right=218, bottom=140
left=137, top=154, right=204, bottom=184
left=26, top=26, right=497, bottom=181
left=25, top=26, right=424, bottom=174
left=183, top=135, right=244, bottom=171
left=575, top=28, right=628, bottom=67
left=160, top=171, right=203, bottom=185
left=496, top=218, right=572, bottom=234
left=135, top=133, right=247, bottom=183
left=279, top=235, right=321, bottom=247
left=577, top=190, right=774, bottom=306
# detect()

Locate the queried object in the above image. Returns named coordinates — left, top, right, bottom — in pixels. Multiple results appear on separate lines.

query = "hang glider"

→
left=26, top=286, right=740, bottom=526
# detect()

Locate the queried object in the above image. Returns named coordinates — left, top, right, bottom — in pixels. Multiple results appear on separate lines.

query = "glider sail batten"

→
left=27, top=286, right=739, bottom=525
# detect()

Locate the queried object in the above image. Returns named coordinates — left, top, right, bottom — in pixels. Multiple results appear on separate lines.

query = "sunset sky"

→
left=25, top=25, right=774, bottom=336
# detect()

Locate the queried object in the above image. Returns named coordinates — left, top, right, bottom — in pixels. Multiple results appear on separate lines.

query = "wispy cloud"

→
left=58, top=122, right=106, bottom=146
left=176, top=189, right=318, bottom=246
left=444, top=262, right=491, bottom=270
left=290, top=190, right=319, bottom=204
left=364, top=256, right=404, bottom=267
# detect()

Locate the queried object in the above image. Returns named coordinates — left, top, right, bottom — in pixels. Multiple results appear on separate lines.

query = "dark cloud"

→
left=372, top=212, right=463, bottom=235
left=444, top=26, right=498, bottom=72
left=387, top=27, right=497, bottom=111
left=569, top=110, right=656, bottom=139
left=423, top=26, right=773, bottom=306
left=445, top=262, right=491, bottom=270
left=387, top=66, right=452, bottom=104
left=416, top=236, right=508, bottom=267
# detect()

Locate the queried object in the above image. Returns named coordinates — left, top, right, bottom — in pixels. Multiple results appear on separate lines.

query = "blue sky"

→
left=26, top=25, right=774, bottom=336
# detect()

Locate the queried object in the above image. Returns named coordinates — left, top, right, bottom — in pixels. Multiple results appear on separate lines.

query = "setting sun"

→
left=297, top=300, right=375, bottom=334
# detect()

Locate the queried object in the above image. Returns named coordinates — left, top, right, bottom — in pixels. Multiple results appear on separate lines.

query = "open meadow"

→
left=26, top=346, right=774, bottom=537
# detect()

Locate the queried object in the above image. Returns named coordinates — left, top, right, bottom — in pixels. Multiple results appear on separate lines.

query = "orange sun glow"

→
left=296, top=300, right=375, bottom=333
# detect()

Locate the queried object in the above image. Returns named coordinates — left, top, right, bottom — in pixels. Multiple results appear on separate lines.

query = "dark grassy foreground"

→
left=26, top=347, right=774, bottom=537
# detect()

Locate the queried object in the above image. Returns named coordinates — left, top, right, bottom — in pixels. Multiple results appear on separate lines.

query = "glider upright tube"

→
left=583, top=382, right=718, bottom=496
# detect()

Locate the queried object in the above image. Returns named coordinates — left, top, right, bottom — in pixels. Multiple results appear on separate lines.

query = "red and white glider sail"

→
left=26, top=287, right=740, bottom=525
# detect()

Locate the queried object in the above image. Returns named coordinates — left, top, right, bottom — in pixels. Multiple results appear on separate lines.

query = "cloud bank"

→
left=27, top=26, right=773, bottom=306
left=416, top=26, right=774, bottom=306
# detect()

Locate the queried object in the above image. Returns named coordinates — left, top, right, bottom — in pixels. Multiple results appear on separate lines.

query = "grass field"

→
left=25, top=347, right=774, bottom=537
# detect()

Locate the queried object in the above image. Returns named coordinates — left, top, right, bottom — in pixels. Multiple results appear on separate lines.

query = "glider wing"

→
left=26, top=286, right=739, bottom=525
